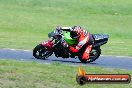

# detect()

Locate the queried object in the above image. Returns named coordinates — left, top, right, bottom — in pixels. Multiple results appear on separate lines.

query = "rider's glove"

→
left=62, top=42, right=68, bottom=47
left=56, top=26, right=62, bottom=30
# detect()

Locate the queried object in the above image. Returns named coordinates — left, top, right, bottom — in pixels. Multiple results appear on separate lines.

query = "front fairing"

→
left=41, top=40, right=53, bottom=50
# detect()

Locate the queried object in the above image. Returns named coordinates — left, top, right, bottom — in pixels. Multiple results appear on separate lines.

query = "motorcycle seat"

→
left=92, top=34, right=109, bottom=41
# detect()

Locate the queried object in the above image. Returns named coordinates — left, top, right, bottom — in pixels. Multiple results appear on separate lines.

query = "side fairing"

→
left=63, top=32, right=78, bottom=45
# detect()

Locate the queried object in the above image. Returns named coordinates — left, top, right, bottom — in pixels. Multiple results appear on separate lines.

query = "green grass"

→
left=0, top=59, right=131, bottom=88
left=0, top=1, right=131, bottom=87
left=0, top=0, right=132, bottom=56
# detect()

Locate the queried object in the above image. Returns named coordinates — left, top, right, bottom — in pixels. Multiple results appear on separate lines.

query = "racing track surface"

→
left=0, top=48, right=132, bottom=70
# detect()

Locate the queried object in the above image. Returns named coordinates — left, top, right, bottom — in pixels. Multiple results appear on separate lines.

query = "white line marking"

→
left=1, top=48, right=32, bottom=52
left=101, top=55, right=132, bottom=58
left=116, top=56, right=126, bottom=58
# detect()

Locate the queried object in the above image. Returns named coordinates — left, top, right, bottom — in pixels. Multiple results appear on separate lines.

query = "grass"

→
left=0, top=0, right=132, bottom=56
left=0, top=59, right=131, bottom=88
left=0, top=1, right=131, bottom=87
left=0, top=0, right=132, bottom=88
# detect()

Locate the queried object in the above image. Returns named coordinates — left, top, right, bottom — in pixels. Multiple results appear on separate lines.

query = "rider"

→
left=56, top=26, right=94, bottom=60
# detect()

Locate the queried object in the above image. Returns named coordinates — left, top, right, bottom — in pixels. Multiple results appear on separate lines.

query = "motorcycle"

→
left=33, top=27, right=109, bottom=63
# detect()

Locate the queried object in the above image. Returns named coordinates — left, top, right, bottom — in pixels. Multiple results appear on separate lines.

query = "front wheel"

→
left=79, top=48, right=101, bottom=63
left=33, top=44, right=53, bottom=59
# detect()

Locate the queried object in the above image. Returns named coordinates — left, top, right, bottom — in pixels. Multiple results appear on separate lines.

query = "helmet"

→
left=72, top=26, right=81, bottom=30
left=70, top=26, right=81, bottom=39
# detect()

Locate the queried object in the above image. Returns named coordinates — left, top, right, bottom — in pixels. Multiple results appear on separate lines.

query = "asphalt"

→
left=0, top=48, right=132, bottom=70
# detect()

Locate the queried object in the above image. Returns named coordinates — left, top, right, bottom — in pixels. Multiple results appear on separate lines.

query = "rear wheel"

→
left=33, top=44, right=53, bottom=59
left=79, top=48, right=101, bottom=63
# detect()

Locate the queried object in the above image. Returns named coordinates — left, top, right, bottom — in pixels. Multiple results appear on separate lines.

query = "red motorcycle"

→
left=33, top=27, right=109, bottom=63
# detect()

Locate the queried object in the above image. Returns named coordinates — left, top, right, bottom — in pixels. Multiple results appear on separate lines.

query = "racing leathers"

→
left=69, top=28, right=94, bottom=60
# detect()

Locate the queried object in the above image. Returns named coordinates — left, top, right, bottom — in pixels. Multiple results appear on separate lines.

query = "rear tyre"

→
left=33, top=44, right=53, bottom=59
left=88, top=48, right=101, bottom=62
left=79, top=47, right=101, bottom=63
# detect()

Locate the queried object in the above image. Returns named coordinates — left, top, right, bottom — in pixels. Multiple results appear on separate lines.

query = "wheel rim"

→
left=89, top=49, right=99, bottom=61
left=36, top=47, right=51, bottom=59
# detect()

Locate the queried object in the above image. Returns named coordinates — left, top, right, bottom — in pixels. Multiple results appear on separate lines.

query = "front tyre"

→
left=33, top=44, right=53, bottom=59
